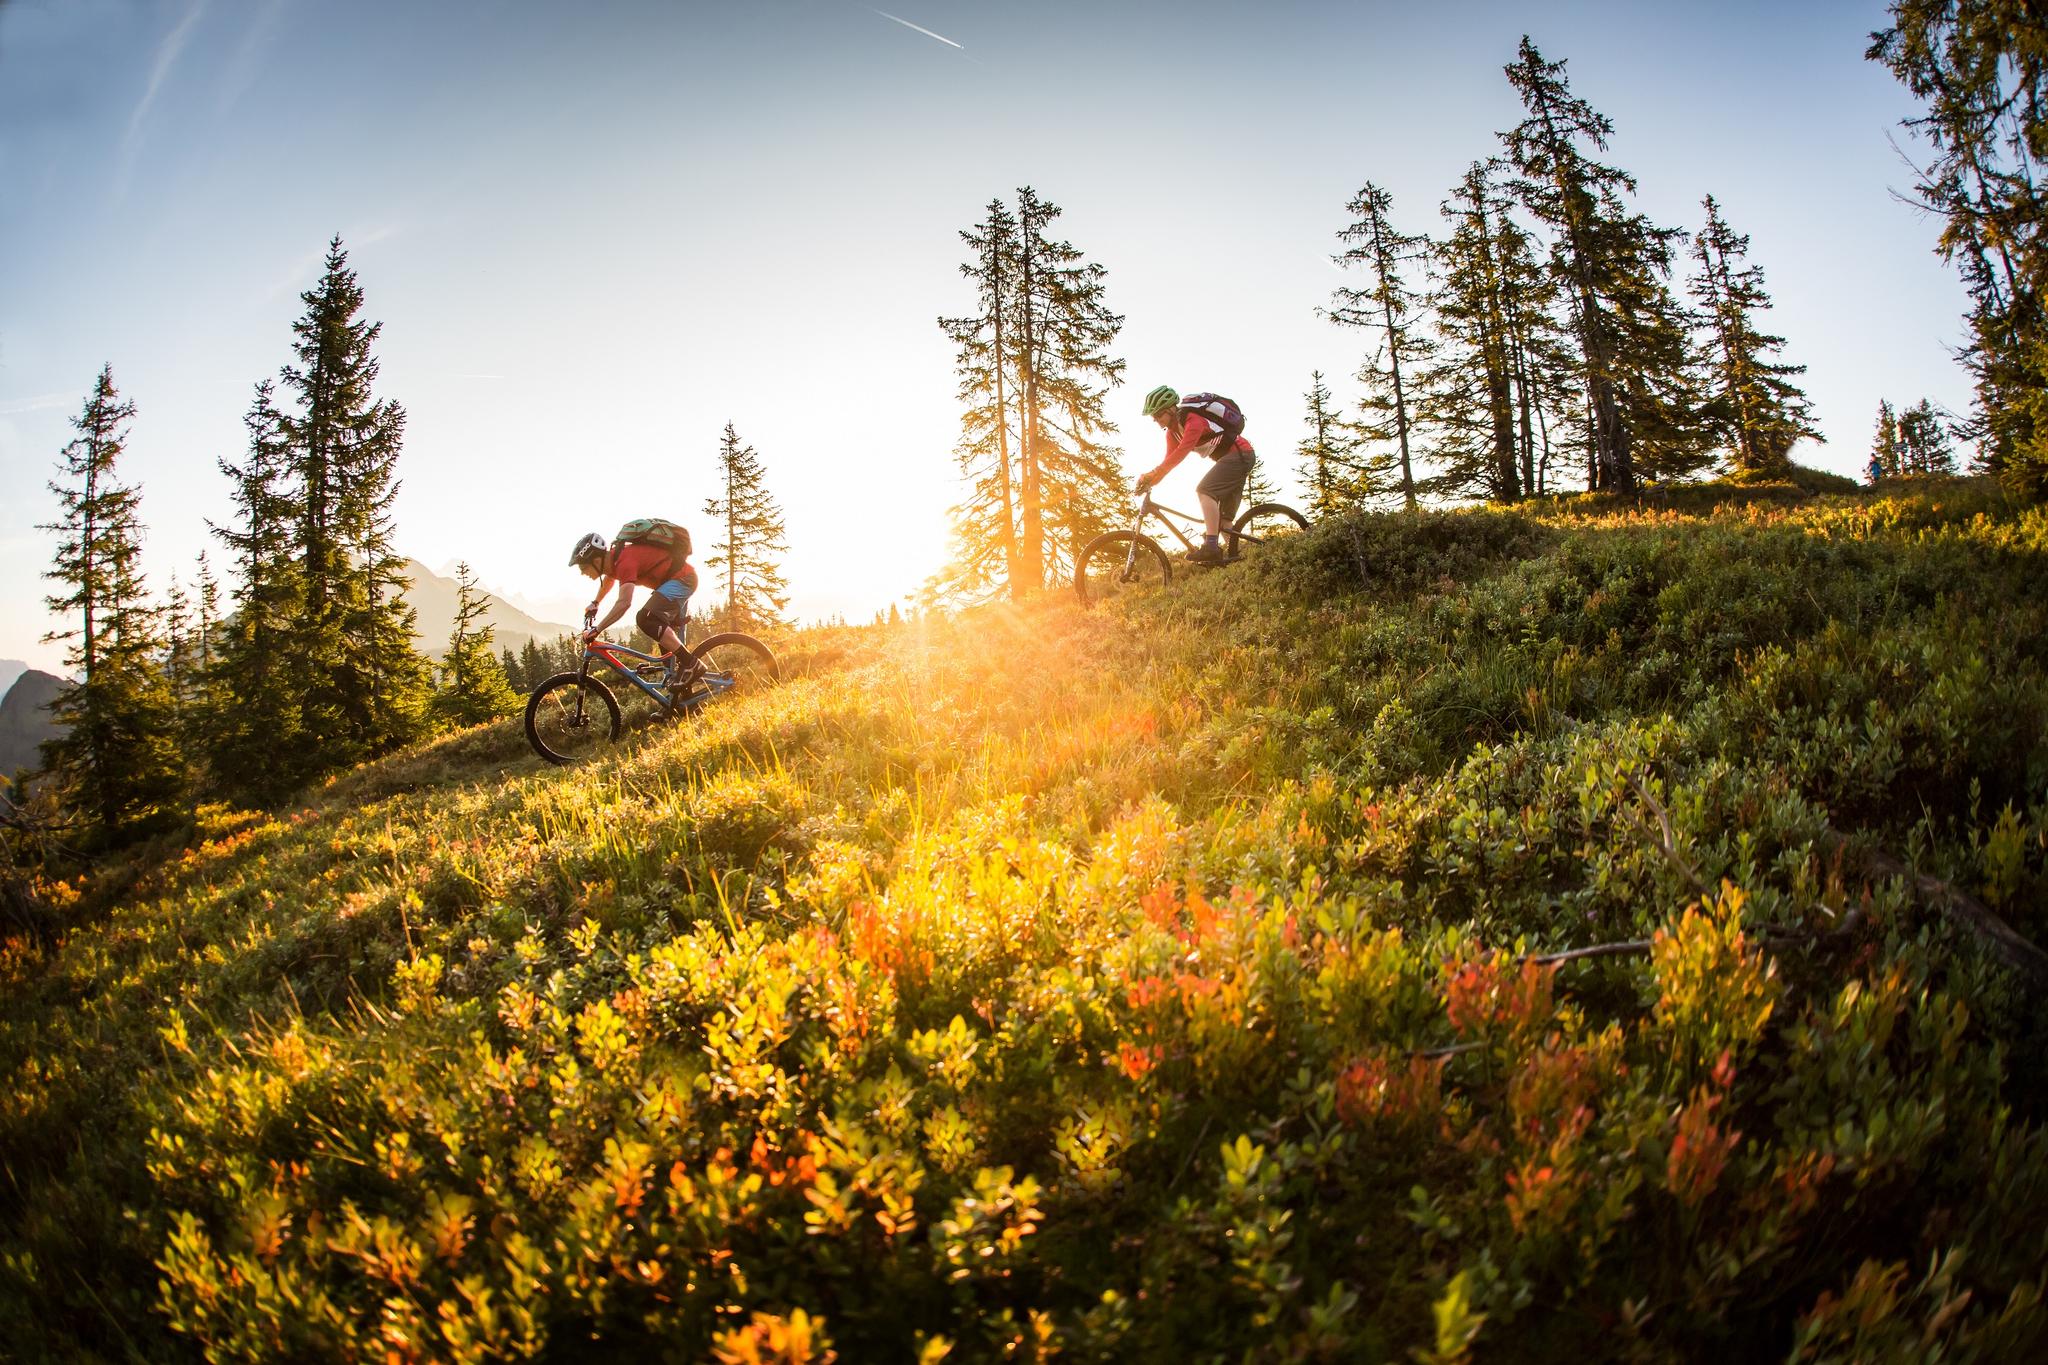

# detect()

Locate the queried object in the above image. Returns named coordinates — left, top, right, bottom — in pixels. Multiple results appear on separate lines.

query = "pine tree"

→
left=702, top=423, right=791, bottom=632
left=1502, top=38, right=1711, bottom=489
left=185, top=551, right=225, bottom=761
left=1013, top=187, right=1128, bottom=588
left=1422, top=164, right=1522, bottom=501
left=520, top=636, right=548, bottom=691
left=1328, top=182, right=1431, bottom=509
left=1871, top=400, right=1902, bottom=481
left=436, top=562, right=517, bottom=727
left=38, top=366, right=182, bottom=842
left=939, top=198, right=1024, bottom=599
left=500, top=645, right=524, bottom=694
left=1870, top=6, right=2048, bottom=497
left=276, top=236, right=431, bottom=771
left=939, top=189, right=1126, bottom=597
left=1297, top=371, right=1376, bottom=515
left=1898, top=399, right=1958, bottom=475
left=1688, top=195, right=1820, bottom=477
left=209, top=381, right=310, bottom=802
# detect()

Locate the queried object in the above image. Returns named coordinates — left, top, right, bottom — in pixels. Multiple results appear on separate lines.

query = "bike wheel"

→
left=524, top=674, right=621, bottom=764
left=1227, top=503, right=1309, bottom=558
left=677, top=633, right=779, bottom=709
left=1075, top=531, right=1172, bottom=603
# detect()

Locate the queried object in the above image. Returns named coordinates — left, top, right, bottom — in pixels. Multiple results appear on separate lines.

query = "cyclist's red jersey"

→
left=609, top=542, right=695, bottom=590
left=1147, top=412, right=1254, bottom=485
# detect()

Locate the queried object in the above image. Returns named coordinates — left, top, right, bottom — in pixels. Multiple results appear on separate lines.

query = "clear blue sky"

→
left=0, top=0, right=1967, bottom=672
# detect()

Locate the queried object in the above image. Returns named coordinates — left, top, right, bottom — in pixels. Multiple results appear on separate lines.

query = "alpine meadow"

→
left=4, top=5, right=2048, bottom=1362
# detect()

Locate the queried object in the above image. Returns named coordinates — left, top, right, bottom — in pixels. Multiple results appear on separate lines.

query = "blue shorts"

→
left=636, top=577, right=693, bottom=639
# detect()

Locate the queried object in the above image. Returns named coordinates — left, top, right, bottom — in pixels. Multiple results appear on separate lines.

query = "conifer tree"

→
left=38, top=366, right=182, bottom=842
left=939, top=189, right=1125, bottom=597
left=1502, top=38, right=1711, bottom=489
left=277, top=236, right=430, bottom=770
left=500, top=645, right=523, bottom=693
left=939, top=199, right=1024, bottom=598
left=1422, top=164, right=1521, bottom=501
left=702, top=422, right=791, bottom=632
left=1898, top=398, right=1958, bottom=475
left=1297, top=371, right=1376, bottom=514
left=1013, top=186, right=1127, bottom=587
left=209, top=381, right=309, bottom=801
left=1688, top=195, right=1819, bottom=477
left=520, top=636, right=548, bottom=691
left=184, top=551, right=225, bottom=760
left=1871, top=400, right=1902, bottom=481
left=1329, top=183, right=1430, bottom=509
left=1870, top=5, right=2048, bottom=496
left=436, top=562, right=517, bottom=727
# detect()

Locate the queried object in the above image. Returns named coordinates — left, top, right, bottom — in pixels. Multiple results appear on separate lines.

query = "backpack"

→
left=1178, top=393, right=1246, bottom=455
left=613, top=517, right=692, bottom=575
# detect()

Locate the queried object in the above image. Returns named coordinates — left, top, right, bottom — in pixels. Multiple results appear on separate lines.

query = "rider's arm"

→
left=587, top=575, right=633, bottom=639
left=1145, top=415, right=1216, bottom=486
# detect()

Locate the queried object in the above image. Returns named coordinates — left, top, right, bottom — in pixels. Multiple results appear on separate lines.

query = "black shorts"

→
left=1197, top=446, right=1256, bottom=525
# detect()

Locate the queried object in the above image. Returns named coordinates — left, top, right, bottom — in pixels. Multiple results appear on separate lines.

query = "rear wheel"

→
left=524, top=674, right=621, bottom=764
left=1227, top=503, right=1309, bottom=558
left=677, top=633, right=779, bottom=709
left=1075, top=531, right=1172, bottom=604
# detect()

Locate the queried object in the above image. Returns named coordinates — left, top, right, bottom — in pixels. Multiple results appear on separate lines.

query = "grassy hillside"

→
left=4, top=480, right=2047, bottom=1362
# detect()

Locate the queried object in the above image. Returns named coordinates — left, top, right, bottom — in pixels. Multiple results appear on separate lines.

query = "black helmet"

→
left=568, top=531, right=606, bottom=568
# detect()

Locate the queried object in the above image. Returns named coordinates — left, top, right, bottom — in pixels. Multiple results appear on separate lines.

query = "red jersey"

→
left=1147, top=412, right=1254, bottom=484
left=609, top=542, right=694, bottom=589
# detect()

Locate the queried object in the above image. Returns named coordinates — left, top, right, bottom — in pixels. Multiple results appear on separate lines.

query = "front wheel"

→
left=524, top=674, right=621, bottom=764
left=676, top=633, right=779, bottom=708
left=1075, top=531, right=1172, bottom=603
left=1227, top=503, right=1309, bottom=558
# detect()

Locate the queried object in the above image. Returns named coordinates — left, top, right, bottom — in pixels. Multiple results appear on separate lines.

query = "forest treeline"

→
left=935, top=29, right=2014, bottom=602
left=9, top=10, right=2048, bottom=852
left=12, top=241, right=795, bottom=850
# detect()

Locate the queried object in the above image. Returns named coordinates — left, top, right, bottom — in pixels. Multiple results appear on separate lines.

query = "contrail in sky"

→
left=868, top=7, right=963, bottom=50
left=118, top=0, right=208, bottom=195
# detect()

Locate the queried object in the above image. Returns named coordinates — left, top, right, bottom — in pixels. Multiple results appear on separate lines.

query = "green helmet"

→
left=1142, top=385, right=1179, bottom=417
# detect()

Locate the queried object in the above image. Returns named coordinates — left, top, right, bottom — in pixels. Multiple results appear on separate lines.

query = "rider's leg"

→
left=1199, top=492, right=1223, bottom=537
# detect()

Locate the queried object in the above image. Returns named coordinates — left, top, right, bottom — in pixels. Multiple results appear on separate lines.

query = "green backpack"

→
left=613, top=517, right=692, bottom=574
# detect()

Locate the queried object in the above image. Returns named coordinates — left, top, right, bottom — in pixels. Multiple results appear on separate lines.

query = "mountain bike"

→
left=523, top=612, right=778, bottom=764
left=1074, top=493, right=1309, bottom=603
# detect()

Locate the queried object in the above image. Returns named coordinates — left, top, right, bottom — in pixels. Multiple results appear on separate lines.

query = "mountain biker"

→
left=569, top=527, right=698, bottom=680
left=1135, top=386, right=1256, bottom=565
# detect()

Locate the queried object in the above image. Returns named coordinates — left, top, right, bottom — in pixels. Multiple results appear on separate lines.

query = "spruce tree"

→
left=185, top=551, right=225, bottom=761
left=276, top=236, right=430, bottom=771
left=1871, top=400, right=1903, bottom=482
left=1688, top=195, right=1819, bottom=477
left=1421, top=164, right=1523, bottom=501
left=939, top=189, right=1126, bottom=597
left=1898, top=399, right=1958, bottom=475
left=1297, top=371, right=1378, bottom=515
left=38, top=366, right=182, bottom=842
left=1328, top=182, right=1430, bottom=509
left=939, top=199, right=1024, bottom=598
left=208, top=380, right=309, bottom=802
left=500, top=645, right=523, bottom=694
left=703, top=422, right=791, bottom=632
left=436, top=563, right=517, bottom=727
left=1013, top=187, right=1127, bottom=588
left=520, top=636, right=548, bottom=691
left=1502, top=37, right=1711, bottom=489
left=1870, top=5, right=2048, bottom=496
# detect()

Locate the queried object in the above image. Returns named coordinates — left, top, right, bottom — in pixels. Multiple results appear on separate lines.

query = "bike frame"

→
left=574, top=628, right=739, bottom=716
left=1118, top=492, right=1280, bottom=573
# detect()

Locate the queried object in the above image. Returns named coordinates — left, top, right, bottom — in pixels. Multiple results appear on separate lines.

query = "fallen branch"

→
left=1822, top=829, right=2048, bottom=986
left=1624, top=770, right=1710, bottom=898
